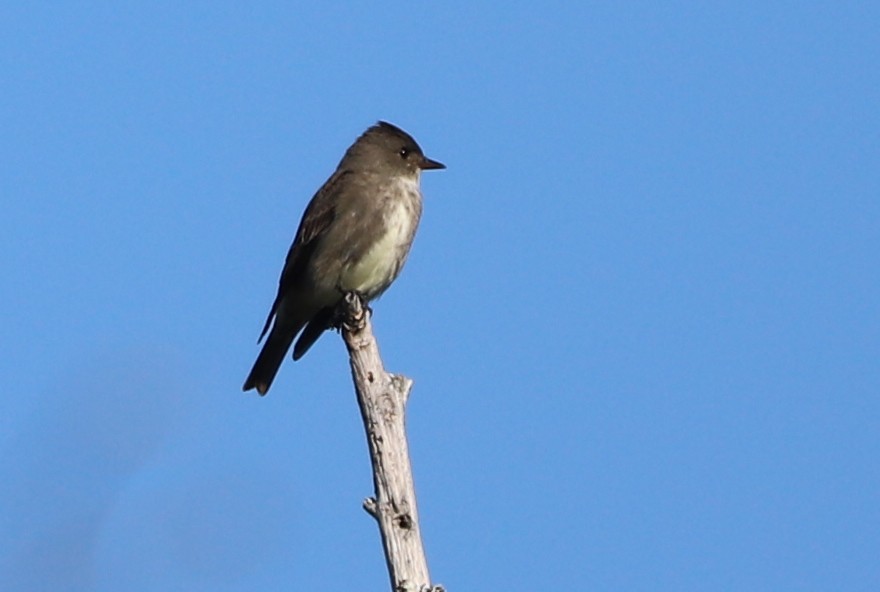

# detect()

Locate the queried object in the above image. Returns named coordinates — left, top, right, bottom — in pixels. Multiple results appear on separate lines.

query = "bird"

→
left=243, top=121, right=445, bottom=395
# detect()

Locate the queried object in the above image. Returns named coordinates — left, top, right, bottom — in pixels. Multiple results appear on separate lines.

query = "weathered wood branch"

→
left=339, top=293, right=443, bottom=592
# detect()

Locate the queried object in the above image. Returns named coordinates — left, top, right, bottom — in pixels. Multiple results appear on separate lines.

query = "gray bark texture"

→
left=339, top=293, right=443, bottom=592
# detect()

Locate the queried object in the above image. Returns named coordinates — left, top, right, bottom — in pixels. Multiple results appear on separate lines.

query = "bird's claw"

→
left=333, top=291, right=370, bottom=332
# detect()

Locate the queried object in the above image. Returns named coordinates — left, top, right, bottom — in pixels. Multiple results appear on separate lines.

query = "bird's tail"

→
left=242, top=322, right=302, bottom=395
left=293, top=307, right=334, bottom=361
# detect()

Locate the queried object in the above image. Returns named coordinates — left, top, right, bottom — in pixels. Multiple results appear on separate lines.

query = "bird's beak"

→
left=419, top=156, right=446, bottom=170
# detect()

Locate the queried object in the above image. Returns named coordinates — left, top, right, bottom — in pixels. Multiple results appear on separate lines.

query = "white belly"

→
left=341, top=197, right=417, bottom=295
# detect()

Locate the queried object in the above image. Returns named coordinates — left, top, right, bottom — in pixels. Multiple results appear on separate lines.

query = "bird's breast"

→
left=338, top=180, right=422, bottom=298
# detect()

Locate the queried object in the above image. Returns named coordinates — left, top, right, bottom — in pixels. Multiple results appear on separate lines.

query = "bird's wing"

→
left=256, top=170, right=349, bottom=342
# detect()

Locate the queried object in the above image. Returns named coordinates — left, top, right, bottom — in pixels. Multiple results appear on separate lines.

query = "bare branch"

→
left=339, top=293, right=443, bottom=592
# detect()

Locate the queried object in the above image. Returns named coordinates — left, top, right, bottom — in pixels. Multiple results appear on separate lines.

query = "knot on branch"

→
left=363, top=497, right=379, bottom=517
left=395, top=583, right=445, bottom=592
left=389, top=373, right=415, bottom=405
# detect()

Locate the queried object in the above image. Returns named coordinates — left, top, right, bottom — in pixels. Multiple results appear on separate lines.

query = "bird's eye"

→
left=399, top=147, right=410, bottom=159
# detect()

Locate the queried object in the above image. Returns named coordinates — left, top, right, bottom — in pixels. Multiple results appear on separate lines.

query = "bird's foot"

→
left=334, top=291, right=370, bottom=332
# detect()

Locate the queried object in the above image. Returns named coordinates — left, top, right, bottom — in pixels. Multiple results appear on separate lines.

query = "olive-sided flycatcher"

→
left=243, top=121, right=445, bottom=395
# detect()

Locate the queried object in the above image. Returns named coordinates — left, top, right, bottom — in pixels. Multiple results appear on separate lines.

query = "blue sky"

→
left=2, top=2, right=878, bottom=590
